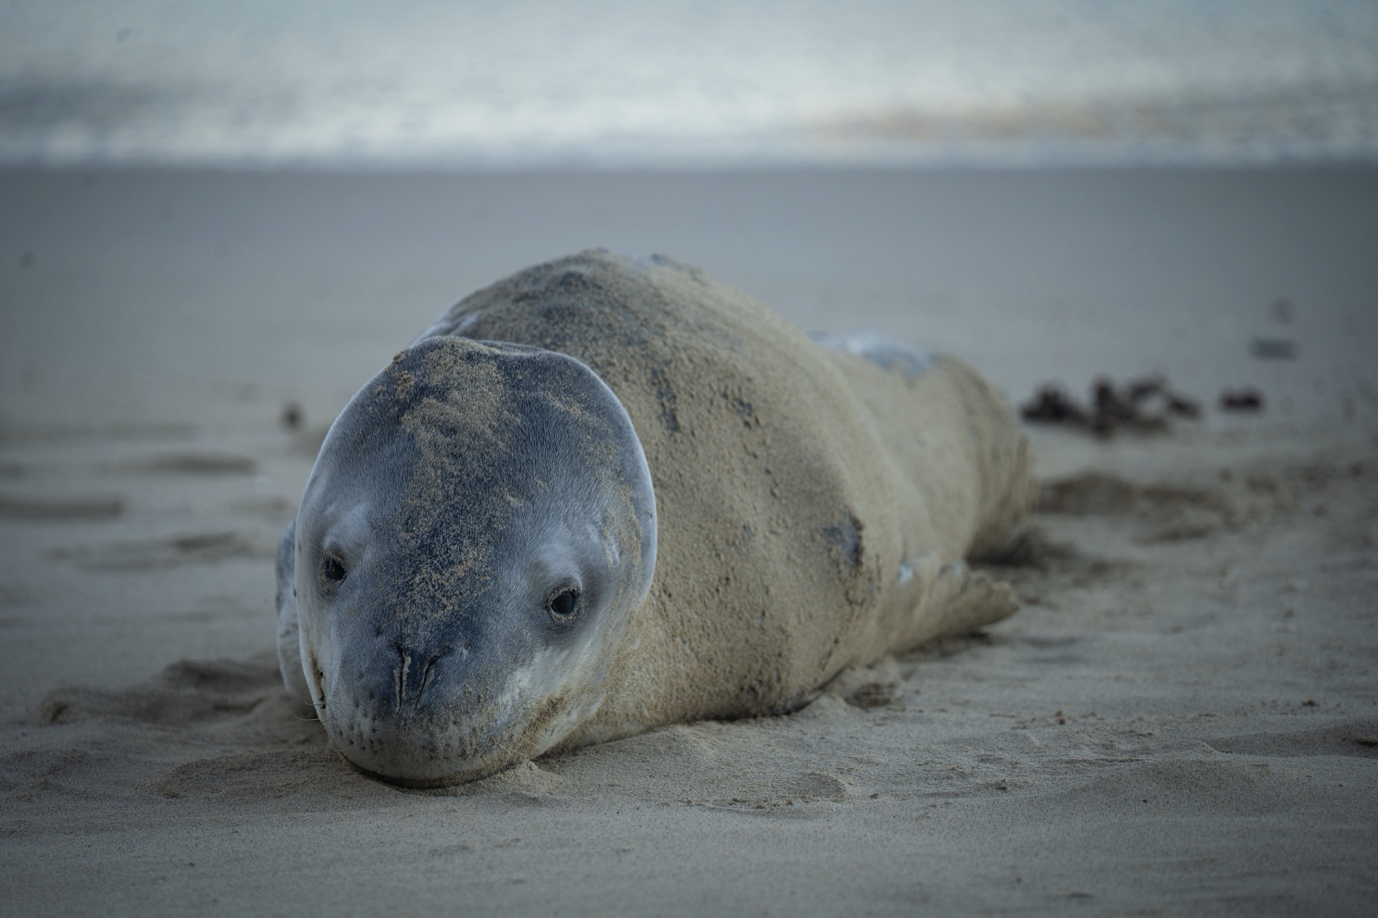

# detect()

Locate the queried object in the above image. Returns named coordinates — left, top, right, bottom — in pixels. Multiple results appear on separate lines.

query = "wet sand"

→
left=1, top=167, right=1376, bottom=914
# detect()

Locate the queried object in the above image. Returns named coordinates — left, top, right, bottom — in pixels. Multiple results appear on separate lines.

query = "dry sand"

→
left=1, top=168, right=1376, bottom=914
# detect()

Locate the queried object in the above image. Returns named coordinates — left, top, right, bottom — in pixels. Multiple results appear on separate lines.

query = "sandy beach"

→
left=1, top=166, right=1376, bottom=913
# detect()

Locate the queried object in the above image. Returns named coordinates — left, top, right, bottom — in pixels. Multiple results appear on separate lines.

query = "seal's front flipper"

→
left=275, top=516, right=315, bottom=714
left=927, top=567, right=1020, bottom=641
left=902, top=552, right=1020, bottom=646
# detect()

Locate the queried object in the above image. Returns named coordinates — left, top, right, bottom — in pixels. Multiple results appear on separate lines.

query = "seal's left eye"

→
left=320, top=552, right=348, bottom=586
left=546, top=587, right=580, bottom=620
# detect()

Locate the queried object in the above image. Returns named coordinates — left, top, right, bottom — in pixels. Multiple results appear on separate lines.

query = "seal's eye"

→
left=319, top=552, right=348, bottom=587
left=546, top=587, right=581, bottom=621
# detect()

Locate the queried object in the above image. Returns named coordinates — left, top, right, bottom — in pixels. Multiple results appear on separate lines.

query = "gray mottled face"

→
left=293, top=337, right=656, bottom=786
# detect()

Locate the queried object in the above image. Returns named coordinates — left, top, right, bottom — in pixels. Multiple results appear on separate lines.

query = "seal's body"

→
left=277, top=250, right=1034, bottom=786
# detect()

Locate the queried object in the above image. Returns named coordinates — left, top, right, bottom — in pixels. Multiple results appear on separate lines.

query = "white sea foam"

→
left=2, top=0, right=1376, bottom=169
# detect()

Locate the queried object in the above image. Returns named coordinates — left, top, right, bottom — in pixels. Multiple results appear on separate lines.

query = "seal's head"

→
left=293, top=337, right=656, bottom=786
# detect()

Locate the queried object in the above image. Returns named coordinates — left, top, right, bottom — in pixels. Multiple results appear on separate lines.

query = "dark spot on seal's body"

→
left=513, top=267, right=601, bottom=304
left=553, top=269, right=599, bottom=294
left=651, top=367, right=680, bottom=432
left=823, top=514, right=864, bottom=570
left=720, top=390, right=757, bottom=428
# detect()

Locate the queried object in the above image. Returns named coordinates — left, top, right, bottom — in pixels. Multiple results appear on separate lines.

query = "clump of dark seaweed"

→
left=1020, top=375, right=1202, bottom=436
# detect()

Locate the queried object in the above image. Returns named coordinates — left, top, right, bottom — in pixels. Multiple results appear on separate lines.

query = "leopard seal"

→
left=276, top=249, right=1035, bottom=786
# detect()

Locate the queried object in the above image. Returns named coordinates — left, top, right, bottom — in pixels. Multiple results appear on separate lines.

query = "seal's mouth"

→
left=315, top=690, right=536, bottom=787
left=327, top=731, right=523, bottom=787
left=342, top=753, right=523, bottom=789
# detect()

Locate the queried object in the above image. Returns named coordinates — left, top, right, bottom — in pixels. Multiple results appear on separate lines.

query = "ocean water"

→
left=2, top=0, right=1377, bottom=169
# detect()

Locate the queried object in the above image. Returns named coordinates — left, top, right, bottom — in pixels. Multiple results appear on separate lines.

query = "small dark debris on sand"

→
left=134, top=453, right=257, bottom=475
left=0, top=493, right=126, bottom=521
left=280, top=401, right=303, bottom=430
left=1219, top=387, right=1264, bottom=412
left=1250, top=337, right=1298, bottom=360
left=1020, top=375, right=1200, bottom=436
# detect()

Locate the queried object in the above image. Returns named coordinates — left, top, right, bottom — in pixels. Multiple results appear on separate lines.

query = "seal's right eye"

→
left=545, top=586, right=581, bottom=621
left=319, top=551, right=348, bottom=588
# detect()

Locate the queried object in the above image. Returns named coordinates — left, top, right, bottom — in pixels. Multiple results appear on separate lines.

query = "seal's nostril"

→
left=306, top=647, right=327, bottom=717
left=393, top=646, right=408, bottom=714
left=393, top=645, right=451, bottom=712
left=418, top=655, right=440, bottom=709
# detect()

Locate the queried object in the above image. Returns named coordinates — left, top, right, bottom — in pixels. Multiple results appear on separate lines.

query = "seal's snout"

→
left=320, top=647, right=505, bottom=786
left=392, top=644, right=448, bottom=712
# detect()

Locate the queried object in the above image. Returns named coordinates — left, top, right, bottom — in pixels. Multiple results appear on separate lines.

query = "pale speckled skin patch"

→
left=278, top=249, right=1035, bottom=786
left=808, top=329, right=935, bottom=380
